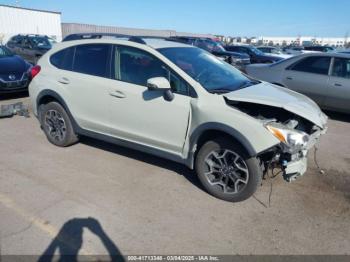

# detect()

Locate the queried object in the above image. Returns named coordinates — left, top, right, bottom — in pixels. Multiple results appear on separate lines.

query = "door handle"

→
left=109, top=90, right=126, bottom=98
left=58, top=77, right=70, bottom=84
left=334, top=83, right=342, bottom=87
left=286, top=77, right=293, bottom=80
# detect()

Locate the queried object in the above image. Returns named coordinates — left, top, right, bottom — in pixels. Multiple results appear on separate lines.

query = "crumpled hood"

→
left=224, top=82, right=328, bottom=128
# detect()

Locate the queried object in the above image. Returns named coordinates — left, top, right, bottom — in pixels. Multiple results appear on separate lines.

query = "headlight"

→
left=265, top=122, right=309, bottom=148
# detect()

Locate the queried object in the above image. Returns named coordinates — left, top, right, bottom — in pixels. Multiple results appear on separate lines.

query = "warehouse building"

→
left=0, top=4, right=62, bottom=44
left=62, top=23, right=214, bottom=39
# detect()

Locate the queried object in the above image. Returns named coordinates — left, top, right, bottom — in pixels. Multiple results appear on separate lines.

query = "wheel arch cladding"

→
left=36, top=89, right=80, bottom=132
left=186, top=122, right=257, bottom=169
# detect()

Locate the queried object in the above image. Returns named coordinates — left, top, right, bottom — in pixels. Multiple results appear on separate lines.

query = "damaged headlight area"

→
left=225, top=100, right=327, bottom=183
left=265, top=121, right=309, bottom=154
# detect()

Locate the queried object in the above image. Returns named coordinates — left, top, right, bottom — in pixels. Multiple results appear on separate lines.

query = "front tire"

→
left=195, top=138, right=262, bottom=202
left=39, top=102, right=78, bottom=147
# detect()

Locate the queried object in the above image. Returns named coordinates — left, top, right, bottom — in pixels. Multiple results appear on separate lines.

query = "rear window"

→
left=73, top=44, right=111, bottom=78
left=50, top=47, right=75, bottom=70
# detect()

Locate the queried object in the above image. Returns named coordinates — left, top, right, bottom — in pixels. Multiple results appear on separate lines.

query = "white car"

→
left=28, top=34, right=327, bottom=202
left=246, top=53, right=350, bottom=113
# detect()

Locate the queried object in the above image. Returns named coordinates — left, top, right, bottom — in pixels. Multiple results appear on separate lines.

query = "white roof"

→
left=143, top=38, right=194, bottom=49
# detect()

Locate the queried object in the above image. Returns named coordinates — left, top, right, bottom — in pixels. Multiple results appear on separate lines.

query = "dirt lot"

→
left=0, top=93, right=350, bottom=257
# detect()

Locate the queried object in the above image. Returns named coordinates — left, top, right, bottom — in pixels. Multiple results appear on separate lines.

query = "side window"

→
left=332, top=58, right=350, bottom=79
left=115, top=46, right=167, bottom=86
left=22, top=38, right=31, bottom=48
left=236, top=47, right=247, bottom=54
left=114, top=46, right=189, bottom=95
left=227, top=46, right=238, bottom=52
left=50, top=47, right=74, bottom=70
left=289, top=56, right=331, bottom=75
left=9, top=36, right=21, bottom=45
left=73, top=44, right=111, bottom=78
left=169, top=71, right=190, bottom=95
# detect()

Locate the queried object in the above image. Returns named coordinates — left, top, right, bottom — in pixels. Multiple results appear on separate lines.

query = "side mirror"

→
left=147, top=77, right=174, bottom=101
left=147, top=77, right=171, bottom=91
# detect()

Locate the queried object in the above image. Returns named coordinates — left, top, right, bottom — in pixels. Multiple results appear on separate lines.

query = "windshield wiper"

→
left=238, top=80, right=260, bottom=89
left=207, top=88, right=233, bottom=94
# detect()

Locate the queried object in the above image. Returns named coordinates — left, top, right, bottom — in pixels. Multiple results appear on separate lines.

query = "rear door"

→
left=326, top=57, right=350, bottom=112
left=281, top=56, right=331, bottom=106
left=50, top=44, right=113, bottom=133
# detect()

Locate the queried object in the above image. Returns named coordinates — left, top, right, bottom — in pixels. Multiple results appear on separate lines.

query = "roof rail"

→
left=62, top=33, right=153, bottom=44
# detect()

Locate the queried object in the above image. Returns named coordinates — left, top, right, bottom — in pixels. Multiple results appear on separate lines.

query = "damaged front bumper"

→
left=280, top=126, right=327, bottom=182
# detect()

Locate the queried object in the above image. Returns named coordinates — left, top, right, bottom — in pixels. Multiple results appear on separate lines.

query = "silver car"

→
left=246, top=53, right=350, bottom=113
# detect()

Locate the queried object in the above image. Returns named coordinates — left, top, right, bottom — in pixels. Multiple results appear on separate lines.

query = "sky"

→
left=1, top=0, right=349, bottom=37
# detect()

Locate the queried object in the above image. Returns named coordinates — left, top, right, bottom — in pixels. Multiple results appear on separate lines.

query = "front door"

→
left=281, top=56, right=331, bottom=106
left=107, top=45, right=191, bottom=155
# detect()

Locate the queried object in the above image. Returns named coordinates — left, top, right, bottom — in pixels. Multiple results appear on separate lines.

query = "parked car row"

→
left=27, top=34, right=328, bottom=202
left=224, top=45, right=284, bottom=64
left=6, top=34, right=56, bottom=64
left=167, top=36, right=251, bottom=69
left=0, top=34, right=56, bottom=94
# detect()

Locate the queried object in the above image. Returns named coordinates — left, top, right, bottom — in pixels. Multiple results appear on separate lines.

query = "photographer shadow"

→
left=38, top=217, right=124, bottom=262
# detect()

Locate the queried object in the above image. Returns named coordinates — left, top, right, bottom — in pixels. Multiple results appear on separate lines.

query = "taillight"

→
left=30, top=65, right=41, bottom=79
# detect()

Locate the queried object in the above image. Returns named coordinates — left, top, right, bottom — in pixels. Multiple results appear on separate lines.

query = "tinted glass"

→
left=195, top=40, right=225, bottom=53
left=225, top=46, right=239, bottom=52
left=249, top=47, right=264, bottom=55
left=73, top=44, right=111, bottom=78
left=332, top=58, right=350, bottom=79
left=0, top=46, right=14, bottom=57
left=159, top=47, right=258, bottom=93
left=30, top=37, right=52, bottom=48
left=9, top=36, right=22, bottom=44
left=115, top=46, right=189, bottom=95
left=289, top=56, right=331, bottom=75
left=116, top=46, right=167, bottom=85
left=50, top=47, right=74, bottom=70
left=258, top=47, right=269, bottom=53
left=22, top=38, right=31, bottom=48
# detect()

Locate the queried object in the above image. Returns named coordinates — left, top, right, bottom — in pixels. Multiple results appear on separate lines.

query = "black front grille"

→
left=0, top=72, right=29, bottom=90
left=0, top=72, right=24, bottom=82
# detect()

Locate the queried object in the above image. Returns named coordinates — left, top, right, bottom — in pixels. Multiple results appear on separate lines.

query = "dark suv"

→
left=168, top=37, right=250, bottom=70
left=225, top=45, right=283, bottom=64
left=6, top=34, right=55, bottom=64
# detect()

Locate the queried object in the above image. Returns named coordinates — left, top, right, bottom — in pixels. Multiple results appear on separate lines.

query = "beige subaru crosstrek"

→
left=29, top=35, right=328, bottom=202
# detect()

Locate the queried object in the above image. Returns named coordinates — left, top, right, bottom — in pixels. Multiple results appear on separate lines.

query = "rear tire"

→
left=39, top=102, right=78, bottom=147
left=195, top=138, right=262, bottom=202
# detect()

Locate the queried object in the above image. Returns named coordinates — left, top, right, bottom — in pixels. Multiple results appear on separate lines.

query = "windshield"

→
left=47, top=37, right=57, bottom=45
left=271, top=48, right=282, bottom=54
left=0, top=46, right=14, bottom=57
left=196, top=40, right=226, bottom=53
left=211, top=42, right=226, bottom=52
left=250, top=47, right=265, bottom=55
left=30, top=37, right=52, bottom=47
left=159, top=47, right=258, bottom=93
